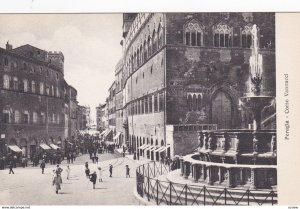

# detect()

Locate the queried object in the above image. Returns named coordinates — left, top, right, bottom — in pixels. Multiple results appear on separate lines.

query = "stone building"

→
left=77, top=105, right=88, bottom=131
left=0, top=42, right=78, bottom=158
left=96, top=103, right=107, bottom=132
left=108, top=13, right=276, bottom=160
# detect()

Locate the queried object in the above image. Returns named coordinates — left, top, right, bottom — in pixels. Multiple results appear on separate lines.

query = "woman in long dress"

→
left=53, top=173, right=62, bottom=194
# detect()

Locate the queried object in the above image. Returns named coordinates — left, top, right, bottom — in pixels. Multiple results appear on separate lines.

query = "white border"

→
left=0, top=0, right=300, bottom=13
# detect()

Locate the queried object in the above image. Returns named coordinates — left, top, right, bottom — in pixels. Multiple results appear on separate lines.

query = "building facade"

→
left=96, top=103, right=107, bottom=132
left=105, top=13, right=276, bottom=159
left=0, top=42, right=79, bottom=158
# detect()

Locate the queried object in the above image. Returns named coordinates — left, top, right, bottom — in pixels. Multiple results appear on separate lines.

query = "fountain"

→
left=239, top=24, right=274, bottom=131
left=172, top=25, right=277, bottom=195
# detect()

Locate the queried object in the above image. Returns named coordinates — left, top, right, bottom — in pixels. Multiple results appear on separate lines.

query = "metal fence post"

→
left=156, top=179, right=159, bottom=205
left=154, top=161, right=155, bottom=177
left=203, top=186, right=206, bottom=206
left=247, top=189, right=250, bottom=206
left=224, top=188, right=227, bottom=205
left=169, top=182, right=172, bottom=205
left=185, top=184, right=188, bottom=205
left=147, top=176, right=150, bottom=201
left=271, top=191, right=274, bottom=206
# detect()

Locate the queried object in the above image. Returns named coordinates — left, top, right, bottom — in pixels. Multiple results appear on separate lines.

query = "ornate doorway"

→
left=211, top=91, right=232, bottom=129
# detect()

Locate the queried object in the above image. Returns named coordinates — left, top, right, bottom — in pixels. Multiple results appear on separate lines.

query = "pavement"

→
left=0, top=152, right=150, bottom=205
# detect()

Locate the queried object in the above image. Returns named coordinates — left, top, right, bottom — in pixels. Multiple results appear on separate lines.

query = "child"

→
left=126, top=165, right=130, bottom=178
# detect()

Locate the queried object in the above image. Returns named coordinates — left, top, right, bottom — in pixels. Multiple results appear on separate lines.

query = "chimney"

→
left=6, top=41, right=12, bottom=51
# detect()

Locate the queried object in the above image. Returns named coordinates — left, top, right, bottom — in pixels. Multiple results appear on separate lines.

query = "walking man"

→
left=9, top=161, right=14, bottom=174
left=109, top=164, right=113, bottom=177
left=89, top=171, right=97, bottom=189
left=95, top=155, right=99, bottom=164
left=40, top=160, right=46, bottom=174
left=52, top=173, right=62, bottom=194
left=125, top=165, right=130, bottom=178
left=56, top=165, right=63, bottom=176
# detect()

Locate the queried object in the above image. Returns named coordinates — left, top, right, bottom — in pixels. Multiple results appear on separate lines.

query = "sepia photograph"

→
left=0, top=12, right=279, bottom=206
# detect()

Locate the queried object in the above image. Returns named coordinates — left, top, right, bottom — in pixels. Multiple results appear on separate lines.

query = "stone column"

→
left=240, top=168, right=244, bottom=186
left=227, top=168, right=233, bottom=188
left=218, top=167, right=222, bottom=184
left=180, top=159, right=184, bottom=176
left=206, top=166, right=213, bottom=185
left=193, top=164, right=198, bottom=182
left=250, top=168, right=257, bottom=189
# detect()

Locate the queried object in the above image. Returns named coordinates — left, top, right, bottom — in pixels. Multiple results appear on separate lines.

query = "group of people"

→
left=84, top=162, right=104, bottom=189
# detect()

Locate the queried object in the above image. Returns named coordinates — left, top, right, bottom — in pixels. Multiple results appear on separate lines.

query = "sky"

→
left=0, top=14, right=123, bottom=122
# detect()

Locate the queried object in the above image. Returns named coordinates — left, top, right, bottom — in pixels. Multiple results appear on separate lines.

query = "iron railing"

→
left=136, top=161, right=277, bottom=206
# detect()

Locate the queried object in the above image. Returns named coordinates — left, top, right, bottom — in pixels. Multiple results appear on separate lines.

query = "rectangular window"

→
left=247, top=35, right=252, bottom=48
left=41, top=112, right=45, bottom=124
left=220, top=34, right=225, bottom=47
left=23, top=113, right=29, bottom=123
left=15, top=111, right=20, bottom=123
left=185, top=32, right=190, bottom=45
left=159, top=92, right=164, bottom=111
left=154, top=94, right=158, bottom=112
left=191, top=32, right=196, bottom=46
left=214, top=34, right=219, bottom=47
left=197, top=32, right=202, bottom=46
left=3, top=113, right=10, bottom=123
left=149, top=95, right=153, bottom=113
left=145, top=97, right=148, bottom=114
left=141, top=99, right=144, bottom=114
left=33, top=112, right=38, bottom=123
left=225, top=34, right=229, bottom=47
left=40, top=82, right=44, bottom=94
left=242, top=34, right=247, bottom=48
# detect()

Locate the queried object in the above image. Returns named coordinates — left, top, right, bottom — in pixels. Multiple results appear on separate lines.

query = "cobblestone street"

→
left=0, top=153, right=149, bottom=205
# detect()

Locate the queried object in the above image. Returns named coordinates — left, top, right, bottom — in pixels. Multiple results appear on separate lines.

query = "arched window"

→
left=152, top=30, right=158, bottom=53
left=187, top=94, right=193, bottom=111
left=213, top=24, right=232, bottom=47
left=13, top=77, right=18, bottom=90
left=151, top=138, right=153, bottom=145
left=158, top=24, right=163, bottom=49
left=145, top=97, right=148, bottom=113
left=3, top=74, right=9, bottom=89
left=192, top=94, right=197, bottom=111
left=143, top=41, right=148, bottom=60
left=23, top=110, right=29, bottom=124
left=136, top=49, right=140, bottom=67
left=15, top=110, right=20, bottom=123
left=147, top=138, right=149, bottom=144
left=147, top=36, right=152, bottom=57
left=184, top=20, right=203, bottom=46
left=56, top=87, right=60, bottom=97
left=40, top=82, right=44, bottom=94
left=159, top=92, right=164, bottom=111
left=31, top=81, right=36, bottom=93
left=33, top=112, right=38, bottom=123
left=155, top=139, right=158, bottom=146
left=149, top=95, right=153, bottom=113
left=161, top=140, right=164, bottom=146
left=23, top=79, right=28, bottom=92
left=140, top=45, right=143, bottom=64
left=241, top=25, right=254, bottom=48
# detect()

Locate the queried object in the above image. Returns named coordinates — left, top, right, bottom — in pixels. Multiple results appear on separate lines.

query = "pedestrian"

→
left=40, top=160, right=46, bottom=174
left=89, top=171, right=97, bottom=189
left=98, top=167, right=103, bottom=182
left=52, top=173, right=62, bottom=194
left=21, top=155, right=26, bottom=168
left=85, top=167, right=90, bottom=178
left=95, top=155, right=99, bottom=164
left=56, top=165, right=63, bottom=176
left=123, top=151, right=125, bottom=158
left=109, top=164, right=113, bottom=177
left=85, top=162, right=89, bottom=169
left=66, top=165, right=71, bottom=179
left=67, top=154, right=70, bottom=164
left=126, top=165, right=130, bottom=178
left=9, top=161, right=14, bottom=174
left=70, top=153, right=74, bottom=164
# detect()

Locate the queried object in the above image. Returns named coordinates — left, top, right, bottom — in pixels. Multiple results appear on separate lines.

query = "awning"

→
left=8, top=145, right=22, bottom=152
left=154, top=146, right=165, bottom=153
left=100, top=129, right=109, bottom=136
left=149, top=146, right=157, bottom=152
left=113, top=132, right=121, bottom=140
left=159, top=145, right=171, bottom=153
left=67, top=142, right=73, bottom=145
left=50, top=144, right=60, bottom=150
left=138, top=144, right=147, bottom=150
left=40, top=144, right=51, bottom=150
left=144, top=146, right=154, bottom=152
left=103, top=129, right=112, bottom=139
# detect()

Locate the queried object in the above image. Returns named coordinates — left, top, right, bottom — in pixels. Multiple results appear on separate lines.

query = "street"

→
left=0, top=153, right=148, bottom=205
